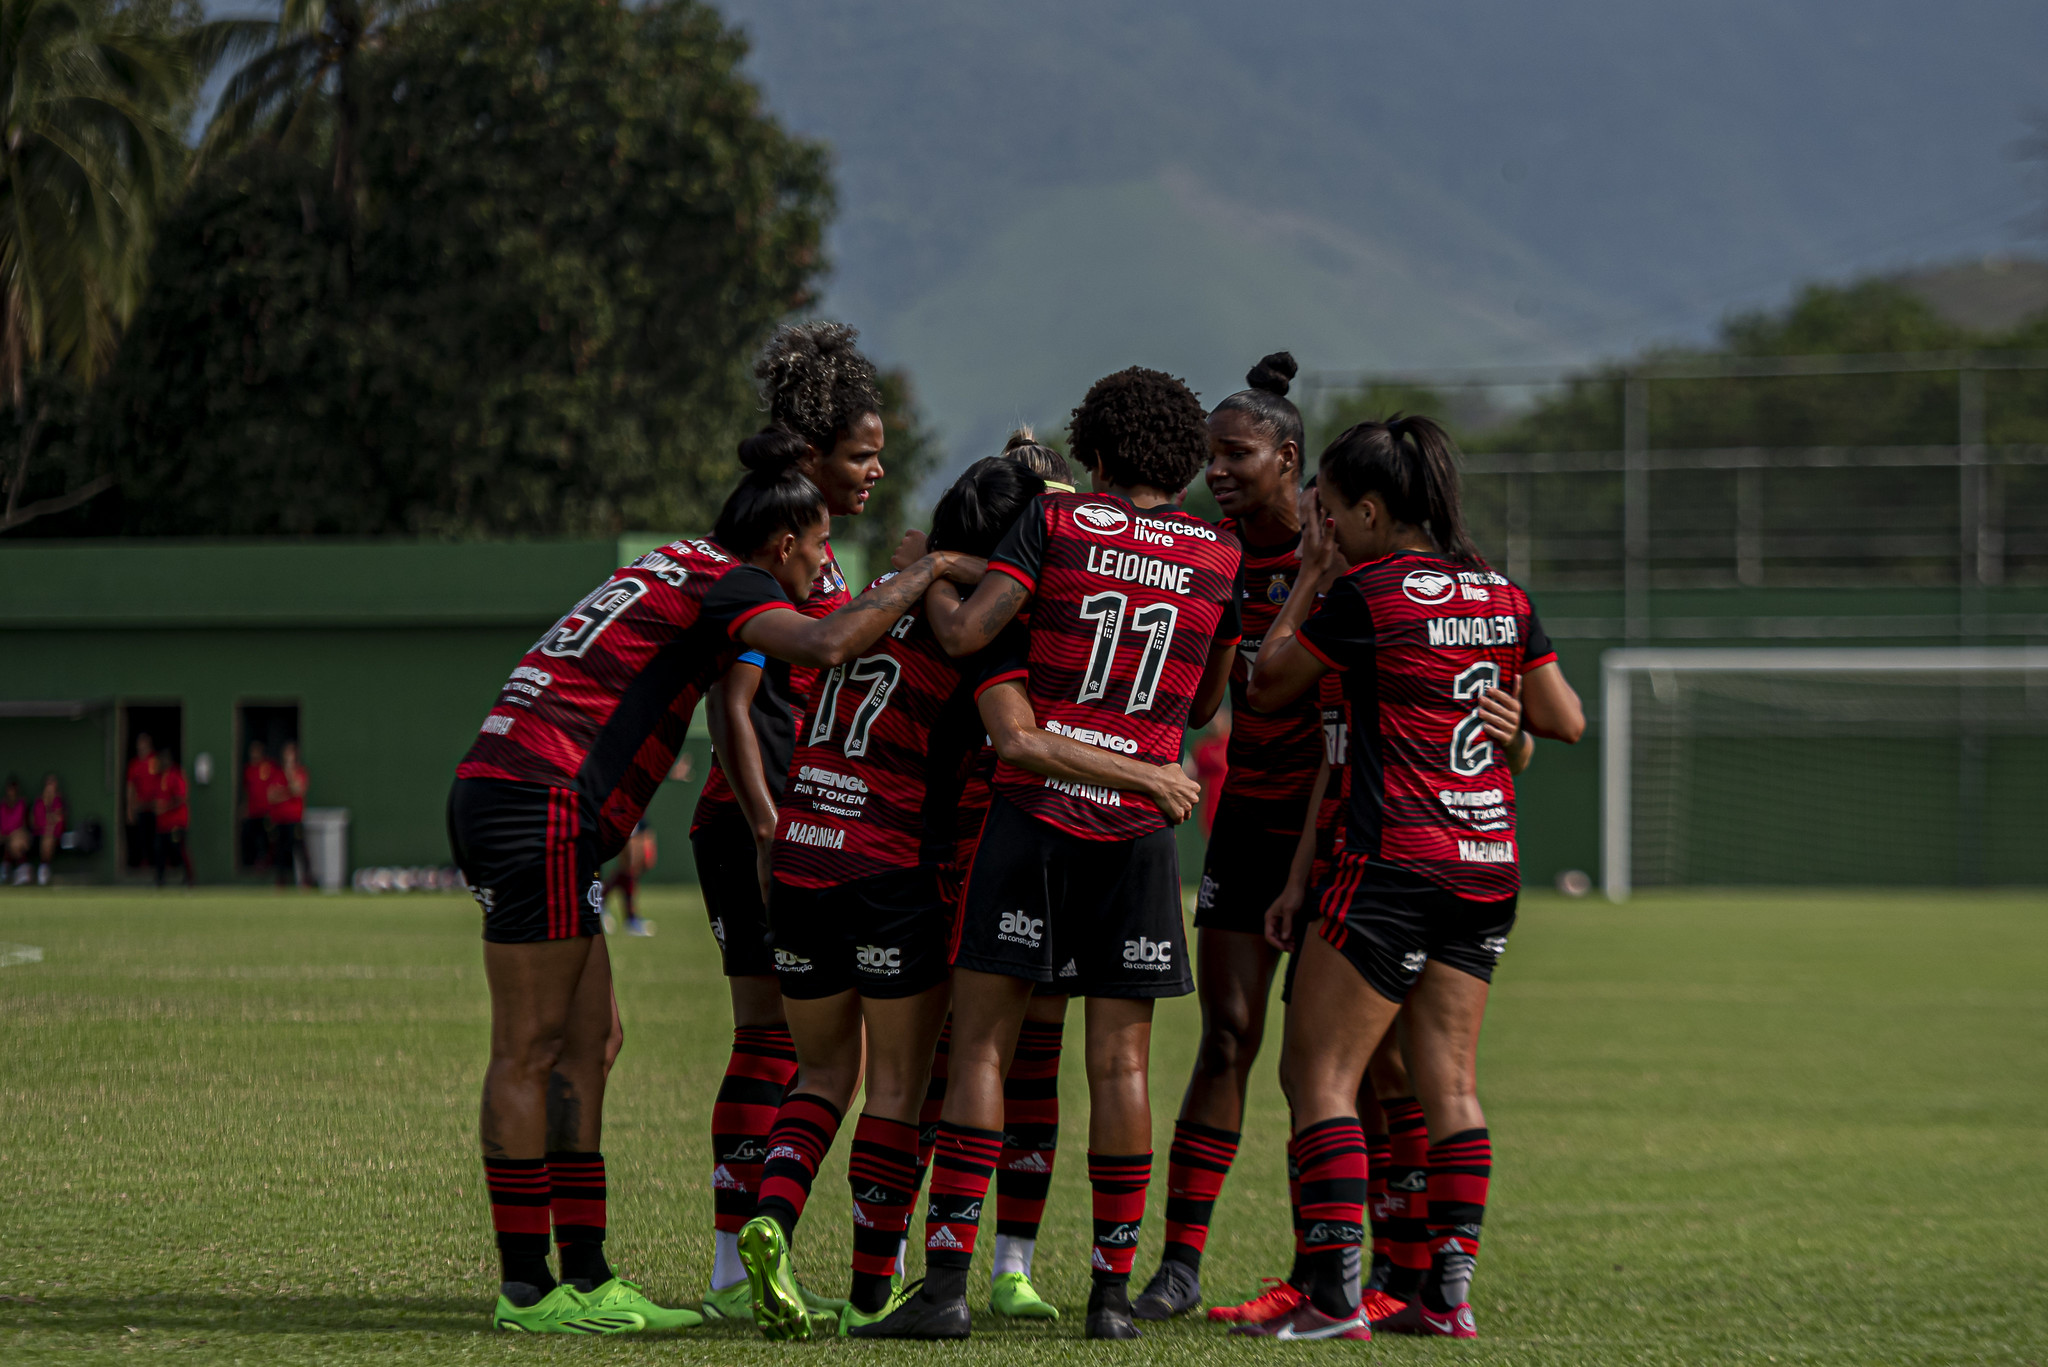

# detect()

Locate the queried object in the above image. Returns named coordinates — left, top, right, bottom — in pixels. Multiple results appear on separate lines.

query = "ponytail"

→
left=714, top=467, right=828, bottom=555
left=999, top=426, right=1075, bottom=491
left=930, top=456, right=1047, bottom=558
left=1318, top=413, right=1480, bottom=562
left=736, top=426, right=810, bottom=476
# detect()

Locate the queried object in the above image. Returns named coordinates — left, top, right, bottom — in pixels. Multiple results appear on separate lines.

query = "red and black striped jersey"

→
left=1310, top=671, right=1350, bottom=887
left=458, top=539, right=794, bottom=858
left=772, top=581, right=1014, bottom=888
left=984, top=491, right=1243, bottom=841
left=690, top=545, right=851, bottom=833
left=1295, top=550, right=1555, bottom=901
left=1217, top=521, right=1322, bottom=815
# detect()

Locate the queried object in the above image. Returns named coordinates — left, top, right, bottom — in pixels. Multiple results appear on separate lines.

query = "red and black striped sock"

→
left=1421, top=1128, right=1492, bottom=1313
left=1381, top=1096, right=1431, bottom=1301
left=1162, top=1119, right=1240, bottom=1270
left=1285, top=1128, right=1308, bottom=1290
left=1365, top=1128, right=1394, bottom=1289
left=847, top=1113, right=920, bottom=1313
left=711, top=1026, right=798, bottom=1236
left=484, top=1157, right=555, bottom=1294
left=1295, top=1117, right=1368, bottom=1319
left=756, top=1092, right=843, bottom=1239
left=1087, top=1151, right=1152, bottom=1289
left=996, top=1018, right=1062, bottom=1242
left=924, top=1120, right=1002, bottom=1298
left=546, top=1151, right=612, bottom=1289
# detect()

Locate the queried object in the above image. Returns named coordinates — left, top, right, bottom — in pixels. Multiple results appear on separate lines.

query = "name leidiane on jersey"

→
left=1084, top=544, right=1197, bottom=596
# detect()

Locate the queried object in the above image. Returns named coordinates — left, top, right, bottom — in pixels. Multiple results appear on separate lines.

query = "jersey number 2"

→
left=1076, top=592, right=1178, bottom=715
left=1449, top=662, right=1501, bottom=777
left=807, top=654, right=903, bottom=758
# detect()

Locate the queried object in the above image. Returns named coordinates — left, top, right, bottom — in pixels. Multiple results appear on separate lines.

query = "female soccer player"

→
left=1134, top=352, right=1323, bottom=1321
left=691, top=325, right=882, bottom=1318
left=857, top=368, right=1240, bottom=1342
left=1234, top=415, right=1584, bottom=1341
left=449, top=466, right=982, bottom=1335
left=732, top=456, right=1202, bottom=1341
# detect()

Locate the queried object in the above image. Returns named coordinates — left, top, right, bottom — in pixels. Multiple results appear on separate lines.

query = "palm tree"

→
left=0, top=0, right=187, bottom=532
left=201, top=0, right=413, bottom=206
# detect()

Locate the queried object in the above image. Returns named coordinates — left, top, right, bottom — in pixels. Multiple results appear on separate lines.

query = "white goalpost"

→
left=1600, top=648, right=2048, bottom=901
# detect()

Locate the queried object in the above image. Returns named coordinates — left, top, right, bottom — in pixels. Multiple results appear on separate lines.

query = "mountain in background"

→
left=716, top=0, right=2048, bottom=471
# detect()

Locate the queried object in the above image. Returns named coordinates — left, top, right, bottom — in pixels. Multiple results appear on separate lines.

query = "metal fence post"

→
left=1957, top=368, right=1987, bottom=884
left=1623, top=377, right=1650, bottom=642
left=1601, top=653, right=1632, bottom=902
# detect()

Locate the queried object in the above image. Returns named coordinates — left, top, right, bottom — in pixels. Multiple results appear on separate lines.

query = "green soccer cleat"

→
left=579, top=1277, right=705, bottom=1330
left=699, top=1279, right=754, bottom=1323
left=990, top=1271, right=1061, bottom=1320
left=492, top=1283, right=645, bottom=1334
left=839, top=1281, right=917, bottom=1336
left=738, top=1215, right=812, bottom=1341
left=798, top=1281, right=848, bottom=1316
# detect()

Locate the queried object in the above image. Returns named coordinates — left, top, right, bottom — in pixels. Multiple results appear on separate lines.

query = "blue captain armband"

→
left=737, top=651, right=767, bottom=668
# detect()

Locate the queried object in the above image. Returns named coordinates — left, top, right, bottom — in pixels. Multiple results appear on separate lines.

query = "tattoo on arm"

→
left=977, top=576, right=1028, bottom=638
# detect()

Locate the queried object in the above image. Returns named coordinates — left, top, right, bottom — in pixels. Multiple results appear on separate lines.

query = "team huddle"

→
left=446, top=325, right=1587, bottom=1341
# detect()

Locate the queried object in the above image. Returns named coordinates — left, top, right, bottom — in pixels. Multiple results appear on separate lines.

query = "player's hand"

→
left=1297, top=486, right=1344, bottom=587
left=1477, top=676, right=1523, bottom=748
left=891, top=528, right=928, bottom=571
left=1264, top=883, right=1304, bottom=952
left=1147, top=763, right=1203, bottom=825
left=936, top=552, right=987, bottom=585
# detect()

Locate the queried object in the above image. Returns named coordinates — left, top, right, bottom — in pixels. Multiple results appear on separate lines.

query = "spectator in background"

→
left=126, top=734, right=160, bottom=873
left=270, top=741, right=309, bottom=889
left=241, top=741, right=278, bottom=869
left=155, top=754, right=196, bottom=887
left=31, top=774, right=66, bottom=887
left=1, top=776, right=27, bottom=884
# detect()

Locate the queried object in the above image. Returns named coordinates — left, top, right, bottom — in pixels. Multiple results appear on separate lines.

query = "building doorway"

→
left=121, top=703, right=183, bottom=873
left=237, top=703, right=300, bottom=871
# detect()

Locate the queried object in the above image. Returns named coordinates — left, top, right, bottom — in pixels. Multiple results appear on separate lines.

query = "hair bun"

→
left=737, top=426, right=810, bottom=474
left=1245, top=351, right=1298, bottom=398
left=1002, top=426, right=1038, bottom=453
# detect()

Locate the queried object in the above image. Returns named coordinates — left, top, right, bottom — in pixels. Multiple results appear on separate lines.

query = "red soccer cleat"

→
left=1228, top=1302, right=1371, bottom=1341
left=1206, top=1278, right=1305, bottom=1324
left=1361, top=1288, right=1409, bottom=1323
left=1372, top=1297, right=1478, bottom=1339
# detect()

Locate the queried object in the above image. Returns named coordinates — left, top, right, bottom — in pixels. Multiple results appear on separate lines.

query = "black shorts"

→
left=768, top=866, right=954, bottom=1000
left=447, top=778, right=603, bottom=944
left=954, top=795, right=1191, bottom=1000
left=1314, top=858, right=1517, bottom=1003
left=691, top=809, right=774, bottom=977
left=1194, top=798, right=1305, bottom=934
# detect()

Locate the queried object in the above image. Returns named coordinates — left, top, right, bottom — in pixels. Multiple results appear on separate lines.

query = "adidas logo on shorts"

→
left=1401, top=950, right=1428, bottom=974
left=1058, top=958, right=1078, bottom=978
left=1481, top=936, right=1508, bottom=957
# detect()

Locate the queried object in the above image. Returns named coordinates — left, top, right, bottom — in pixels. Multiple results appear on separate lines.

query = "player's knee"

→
left=1195, top=1018, right=1261, bottom=1081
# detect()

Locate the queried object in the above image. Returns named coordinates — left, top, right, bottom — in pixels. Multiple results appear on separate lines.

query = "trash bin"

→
left=302, top=808, right=350, bottom=893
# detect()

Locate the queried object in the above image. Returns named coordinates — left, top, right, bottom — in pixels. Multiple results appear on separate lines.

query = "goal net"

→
left=1601, top=648, right=2048, bottom=899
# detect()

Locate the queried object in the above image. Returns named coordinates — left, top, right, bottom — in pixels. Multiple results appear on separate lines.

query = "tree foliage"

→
left=101, top=0, right=831, bottom=537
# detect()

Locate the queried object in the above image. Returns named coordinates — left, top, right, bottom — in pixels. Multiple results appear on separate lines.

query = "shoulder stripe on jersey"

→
left=973, top=667, right=1031, bottom=699
left=986, top=560, right=1035, bottom=593
left=1296, top=633, right=1344, bottom=672
left=1215, top=634, right=1243, bottom=650
left=727, top=600, right=796, bottom=639
left=1525, top=651, right=1558, bottom=671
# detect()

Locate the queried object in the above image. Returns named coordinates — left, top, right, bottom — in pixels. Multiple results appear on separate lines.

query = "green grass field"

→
left=3, top=887, right=2045, bottom=1365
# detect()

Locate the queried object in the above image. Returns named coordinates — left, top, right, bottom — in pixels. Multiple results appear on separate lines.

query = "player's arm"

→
left=1518, top=661, right=1584, bottom=743
left=1263, top=757, right=1329, bottom=952
left=705, top=661, right=779, bottom=902
left=925, top=573, right=1031, bottom=659
left=1247, top=488, right=1346, bottom=712
left=976, top=680, right=1203, bottom=824
left=1476, top=677, right=1537, bottom=775
left=738, top=552, right=984, bottom=668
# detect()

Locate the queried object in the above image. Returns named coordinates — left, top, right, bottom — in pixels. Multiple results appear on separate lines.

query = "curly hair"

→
left=1067, top=367, right=1208, bottom=493
left=753, top=321, right=883, bottom=455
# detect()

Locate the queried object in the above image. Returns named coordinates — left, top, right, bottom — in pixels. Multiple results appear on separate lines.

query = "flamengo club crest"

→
left=1072, top=503, right=1130, bottom=536
left=1401, top=569, right=1457, bottom=606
